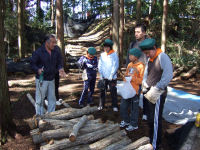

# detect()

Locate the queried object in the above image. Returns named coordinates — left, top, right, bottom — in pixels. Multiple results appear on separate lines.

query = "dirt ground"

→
left=2, top=72, right=200, bottom=150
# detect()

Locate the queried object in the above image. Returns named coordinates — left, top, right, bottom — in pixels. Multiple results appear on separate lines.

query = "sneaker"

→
left=44, top=99, right=48, bottom=106
left=113, top=107, right=118, bottom=112
left=119, top=121, right=129, bottom=128
left=142, top=115, right=147, bottom=120
left=98, top=106, right=103, bottom=110
left=56, top=101, right=62, bottom=106
left=126, top=125, right=138, bottom=131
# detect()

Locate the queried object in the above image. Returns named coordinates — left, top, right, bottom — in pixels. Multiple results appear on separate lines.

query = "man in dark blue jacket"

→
left=31, top=34, right=66, bottom=116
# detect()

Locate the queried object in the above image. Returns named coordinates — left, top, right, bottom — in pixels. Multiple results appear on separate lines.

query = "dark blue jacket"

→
left=31, top=44, right=63, bottom=81
left=78, top=56, right=98, bottom=78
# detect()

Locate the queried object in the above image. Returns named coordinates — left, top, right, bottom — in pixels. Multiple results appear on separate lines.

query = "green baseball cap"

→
left=139, top=38, right=156, bottom=51
left=88, top=47, right=96, bottom=55
left=129, top=48, right=142, bottom=58
left=103, top=39, right=113, bottom=47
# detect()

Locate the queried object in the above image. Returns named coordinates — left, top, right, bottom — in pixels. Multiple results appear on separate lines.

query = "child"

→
left=77, top=47, right=98, bottom=107
left=120, top=48, right=145, bottom=131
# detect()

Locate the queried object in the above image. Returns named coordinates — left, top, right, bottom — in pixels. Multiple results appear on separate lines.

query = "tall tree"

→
left=136, top=0, right=141, bottom=24
left=56, top=0, right=66, bottom=70
left=161, top=0, right=168, bottom=52
left=119, top=0, right=124, bottom=67
left=17, top=0, right=25, bottom=58
left=112, top=0, right=119, bottom=52
left=149, top=0, right=157, bottom=21
left=51, top=0, right=55, bottom=27
left=0, top=0, right=15, bottom=144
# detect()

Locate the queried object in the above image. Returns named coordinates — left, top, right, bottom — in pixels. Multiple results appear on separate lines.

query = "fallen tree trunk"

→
left=102, top=136, right=132, bottom=150
left=69, top=115, right=88, bottom=142
left=32, top=121, right=106, bottom=144
left=42, top=106, right=98, bottom=120
left=40, top=124, right=120, bottom=150
left=89, top=130, right=127, bottom=150
left=136, top=143, right=153, bottom=150
left=181, top=66, right=198, bottom=80
left=121, top=136, right=150, bottom=150
left=173, top=66, right=187, bottom=78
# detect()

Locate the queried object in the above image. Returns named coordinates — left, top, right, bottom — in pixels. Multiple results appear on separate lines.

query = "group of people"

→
left=31, top=24, right=173, bottom=150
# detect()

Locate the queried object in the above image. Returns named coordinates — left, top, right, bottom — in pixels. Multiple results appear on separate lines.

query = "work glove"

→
left=86, top=63, right=93, bottom=68
left=142, top=82, right=149, bottom=93
left=144, top=86, right=164, bottom=104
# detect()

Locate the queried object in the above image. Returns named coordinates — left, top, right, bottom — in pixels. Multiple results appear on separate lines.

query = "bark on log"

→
left=181, top=66, right=198, bottom=80
left=173, top=66, right=187, bottom=77
left=89, top=130, right=127, bottom=150
left=69, top=115, right=88, bottom=142
left=136, top=143, right=153, bottom=150
left=121, top=136, right=150, bottom=150
left=62, top=102, right=71, bottom=108
left=40, top=124, right=120, bottom=150
left=42, top=106, right=98, bottom=120
left=32, top=121, right=106, bottom=144
left=103, top=136, right=132, bottom=150
left=64, top=145, right=90, bottom=150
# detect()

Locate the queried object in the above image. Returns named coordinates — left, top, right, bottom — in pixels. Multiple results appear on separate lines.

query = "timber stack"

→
left=29, top=106, right=152, bottom=150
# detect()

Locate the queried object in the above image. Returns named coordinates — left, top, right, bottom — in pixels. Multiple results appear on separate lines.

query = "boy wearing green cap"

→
left=139, top=38, right=173, bottom=150
left=77, top=47, right=98, bottom=107
left=120, top=48, right=145, bottom=131
left=98, top=39, right=119, bottom=111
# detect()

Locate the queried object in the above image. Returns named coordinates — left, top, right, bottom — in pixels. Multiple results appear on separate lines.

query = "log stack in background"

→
left=29, top=106, right=152, bottom=150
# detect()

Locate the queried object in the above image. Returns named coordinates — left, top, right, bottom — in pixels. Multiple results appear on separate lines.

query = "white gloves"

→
left=86, top=63, right=93, bottom=68
left=144, top=86, right=164, bottom=104
left=142, top=82, right=149, bottom=93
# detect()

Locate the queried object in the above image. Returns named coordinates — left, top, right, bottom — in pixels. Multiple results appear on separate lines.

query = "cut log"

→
left=40, top=124, right=120, bottom=150
left=181, top=66, right=198, bottom=80
left=62, top=102, right=71, bottom=108
left=136, top=143, right=153, bottom=150
left=42, top=106, right=98, bottom=120
left=64, top=145, right=90, bottom=150
left=121, top=136, right=150, bottom=150
left=89, top=130, right=127, bottom=150
left=173, top=66, right=187, bottom=78
left=69, top=115, right=88, bottom=142
left=26, top=93, right=47, bottom=113
left=103, top=137, right=132, bottom=150
left=32, top=121, right=106, bottom=144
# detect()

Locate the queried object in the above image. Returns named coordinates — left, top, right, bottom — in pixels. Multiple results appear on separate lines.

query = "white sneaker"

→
left=56, top=101, right=62, bottom=106
left=126, top=125, right=138, bottom=131
left=113, top=107, right=118, bottom=112
left=98, top=106, right=103, bottom=110
left=44, top=99, right=48, bottom=106
left=142, top=115, right=147, bottom=120
left=119, top=121, right=129, bottom=128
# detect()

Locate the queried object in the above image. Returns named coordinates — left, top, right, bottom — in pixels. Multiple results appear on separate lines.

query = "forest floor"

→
left=2, top=71, right=200, bottom=150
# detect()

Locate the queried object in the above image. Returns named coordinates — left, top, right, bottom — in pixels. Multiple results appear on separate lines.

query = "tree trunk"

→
left=149, top=0, right=157, bottom=21
left=0, top=0, right=15, bottom=144
left=56, top=0, right=66, bottom=71
left=17, top=0, right=25, bottom=58
left=89, top=130, right=127, bottom=150
left=121, top=136, right=150, bottom=150
left=112, top=0, right=119, bottom=52
left=40, top=124, right=120, bottom=150
left=50, top=0, right=54, bottom=27
left=69, top=115, right=88, bottom=142
left=161, top=0, right=168, bottom=52
left=119, top=0, right=124, bottom=68
left=136, top=0, right=141, bottom=24
left=102, top=136, right=132, bottom=150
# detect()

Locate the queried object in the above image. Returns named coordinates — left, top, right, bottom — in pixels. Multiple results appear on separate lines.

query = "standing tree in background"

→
left=17, top=0, right=25, bottom=58
left=112, top=0, right=119, bottom=52
left=161, top=0, right=168, bottom=52
left=56, top=0, right=66, bottom=70
left=51, top=0, right=55, bottom=27
left=149, top=0, right=157, bottom=21
left=136, top=0, right=141, bottom=24
left=119, top=0, right=124, bottom=67
left=0, top=0, right=15, bottom=144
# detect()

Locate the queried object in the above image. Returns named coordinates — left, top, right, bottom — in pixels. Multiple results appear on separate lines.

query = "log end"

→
left=69, top=135, right=76, bottom=142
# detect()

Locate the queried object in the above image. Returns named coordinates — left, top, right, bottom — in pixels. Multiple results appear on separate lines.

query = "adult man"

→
left=31, top=34, right=66, bottom=116
left=126, top=24, right=148, bottom=120
left=139, top=38, right=173, bottom=150
left=98, top=39, right=119, bottom=112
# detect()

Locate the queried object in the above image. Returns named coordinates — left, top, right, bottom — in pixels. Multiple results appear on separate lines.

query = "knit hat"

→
left=88, top=47, right=96, bottom=55
left=103, top=39, right=113, bottom=47
left=139, top=38, right=156, bottom=51
left=129, top=48, right=142, bottom=58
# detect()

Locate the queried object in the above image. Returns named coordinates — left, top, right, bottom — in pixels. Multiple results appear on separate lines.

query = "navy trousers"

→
left=79, top=77, right=96, bottom=105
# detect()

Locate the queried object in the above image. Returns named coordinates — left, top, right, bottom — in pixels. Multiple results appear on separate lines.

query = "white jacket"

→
left=98, top=51, right=119, bottom=80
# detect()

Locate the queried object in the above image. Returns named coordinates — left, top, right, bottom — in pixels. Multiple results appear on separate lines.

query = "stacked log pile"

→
left=29, top=106, right=152, bottom=150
